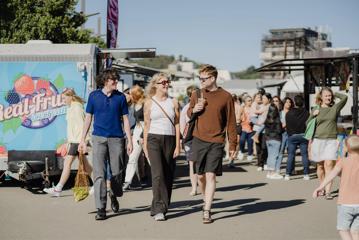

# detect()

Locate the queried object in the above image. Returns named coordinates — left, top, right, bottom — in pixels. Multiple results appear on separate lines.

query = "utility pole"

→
left=97, top=17, right=101, bottom=37
left=80, top=0, right=86, bottom=29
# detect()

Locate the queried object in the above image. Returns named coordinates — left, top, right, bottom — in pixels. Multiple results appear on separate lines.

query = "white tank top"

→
left=149, top=97, right=175, bottom=136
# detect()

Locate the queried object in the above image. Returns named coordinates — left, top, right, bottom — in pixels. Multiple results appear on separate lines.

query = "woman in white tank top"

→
left=143, top=73, right=180, bottom=221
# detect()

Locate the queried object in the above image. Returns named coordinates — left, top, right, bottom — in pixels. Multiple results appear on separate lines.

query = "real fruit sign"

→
left=0, top=62, right=87, bottom=154
left=1, top=75, right=66, bottom=129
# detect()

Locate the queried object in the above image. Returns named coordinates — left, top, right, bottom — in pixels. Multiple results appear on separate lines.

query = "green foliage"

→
left=2, top=117, right=22, bottom=134
left=0, top=0, right=105, bottom=46
left=232, top=65, right=261, bottom=79
left=130, top=54, right=202, bottom=69
left=130, top=55, right=176, bottom=69
left=54, top=74, right=64, bottom=89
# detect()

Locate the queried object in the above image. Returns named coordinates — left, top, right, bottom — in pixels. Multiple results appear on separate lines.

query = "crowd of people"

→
left=41, top=64, right=359, bottom=238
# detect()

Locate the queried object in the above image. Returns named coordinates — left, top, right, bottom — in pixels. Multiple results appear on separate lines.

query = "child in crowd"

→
left=313, top=135, right=359, bottom=240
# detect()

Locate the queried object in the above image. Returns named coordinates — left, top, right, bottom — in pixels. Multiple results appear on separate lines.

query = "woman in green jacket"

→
left=308, top=87, right=347, bottom=199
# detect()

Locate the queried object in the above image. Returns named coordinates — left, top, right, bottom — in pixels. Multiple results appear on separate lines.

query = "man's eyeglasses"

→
left=199, top=76, right=212, bottom=82
left=156, top=80, right=171, bottom=86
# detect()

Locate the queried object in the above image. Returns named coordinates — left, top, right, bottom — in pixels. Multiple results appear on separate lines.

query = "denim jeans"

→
left=240, top=131, right=255, bottom=155
left=285, top=134, right=309, bottom=175
left=266, top=139, right=281, bottom=171
left=278, top=131, right=288, bottom=165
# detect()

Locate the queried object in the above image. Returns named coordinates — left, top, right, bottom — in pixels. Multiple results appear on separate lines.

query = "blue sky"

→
left=79, top=0, right=359, bottom=72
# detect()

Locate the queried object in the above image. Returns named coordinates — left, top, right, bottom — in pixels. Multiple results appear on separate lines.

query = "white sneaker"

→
left=263, top=165, right=268, bottom=171
left=257, top=167, right=263, bottom=171
left=284, top=175, right=290, bottom=181
left=247, top=155, right=253, bottom=162
left=303, top=175, right=310, bottom=181
left=238, top=152, right=244, bottom=160
left=43, top=187, right=61, bottom=197
left=89, top=186, right=94, bottom=195
left=270, top=173, right=283, bottom=180
left=153, top=213, right=166, bottom=221
left=266, top=173, right=272, bottom=179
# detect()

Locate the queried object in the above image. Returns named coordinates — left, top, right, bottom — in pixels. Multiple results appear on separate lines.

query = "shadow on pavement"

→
left=166, top=198, right=258, bottom=220
left=213, top=199, right=306, bottom=221
left=223, top=165, right=247, bottom=172
left=216, top=183, right=267, bottom=192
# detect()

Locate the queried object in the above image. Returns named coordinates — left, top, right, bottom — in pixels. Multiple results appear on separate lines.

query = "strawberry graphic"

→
left=36, top=79, right=53, bottom=96
left=0, top=145, right=6, bottom=154
left=14, top=75, right=34, bottom=95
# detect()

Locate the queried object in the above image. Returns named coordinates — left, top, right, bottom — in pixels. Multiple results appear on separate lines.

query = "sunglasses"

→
left=157, top=80, right=171, bottom=86
left=199, top=76, right=212, bottom=82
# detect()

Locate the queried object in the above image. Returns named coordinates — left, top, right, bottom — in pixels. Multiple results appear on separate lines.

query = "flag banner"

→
left=106, top=0, right=119, bottom=49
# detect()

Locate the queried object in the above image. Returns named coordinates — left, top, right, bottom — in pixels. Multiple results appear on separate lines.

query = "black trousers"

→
left=255, top=133, right=267, bottom=167
left=147, top=134, right=176, bottom=216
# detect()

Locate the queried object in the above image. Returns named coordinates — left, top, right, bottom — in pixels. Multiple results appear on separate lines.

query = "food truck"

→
left=0, top=41, right=156, bottom=188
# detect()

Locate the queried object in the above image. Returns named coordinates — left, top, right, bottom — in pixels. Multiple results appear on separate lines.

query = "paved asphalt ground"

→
left=0, top=156, right=340, bottom=240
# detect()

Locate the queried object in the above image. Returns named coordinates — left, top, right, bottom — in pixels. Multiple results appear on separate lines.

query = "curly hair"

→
left=145, top=72, right=170, bottom=97
left=96, top=69, right=118, bottom=88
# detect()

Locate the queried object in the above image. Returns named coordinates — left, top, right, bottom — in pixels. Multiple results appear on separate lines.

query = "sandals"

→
left=318, top=190, right=326, bottom=197
left=203, top=210, right=214, bottom=224
left=325, top=193, right=334, bottom=200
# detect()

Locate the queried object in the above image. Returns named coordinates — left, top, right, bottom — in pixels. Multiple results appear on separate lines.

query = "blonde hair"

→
left=145, top=73, right=169, bottom=97
left=130, top=85, right=145, bottom=104
left=199, top=64, right=218, bottom=79
left=316, top=87, right=334, bottom=106
left=345, top=135, right=359, bottom=154
left=63, top=88, right=85, bottom=105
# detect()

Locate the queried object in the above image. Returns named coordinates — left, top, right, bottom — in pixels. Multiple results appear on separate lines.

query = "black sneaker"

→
left=95, top=208, right=106, bottom=220
left=109, top=190, right=119, bottom=213
left=228, top=161, right=236, bottom=169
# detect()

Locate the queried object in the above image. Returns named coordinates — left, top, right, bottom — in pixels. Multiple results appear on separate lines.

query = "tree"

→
left=0, top=0, right=105, bottom=47
left=232, top=65, right=261, bottom=79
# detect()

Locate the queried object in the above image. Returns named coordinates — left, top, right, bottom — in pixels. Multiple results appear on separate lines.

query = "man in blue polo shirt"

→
left=79, top=69, right=133, bottom=220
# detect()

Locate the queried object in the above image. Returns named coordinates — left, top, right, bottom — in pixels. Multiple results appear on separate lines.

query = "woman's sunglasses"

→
left=157, top=80, right=171, bottom=86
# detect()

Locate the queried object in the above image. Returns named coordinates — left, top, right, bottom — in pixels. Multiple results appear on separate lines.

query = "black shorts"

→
left=67, top=143, right=80, bottom=156
left=192, top=137, right=225, bottom=176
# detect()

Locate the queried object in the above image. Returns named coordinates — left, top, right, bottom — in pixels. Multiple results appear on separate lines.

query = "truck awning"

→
left=112, top=62, right=160, bottom=77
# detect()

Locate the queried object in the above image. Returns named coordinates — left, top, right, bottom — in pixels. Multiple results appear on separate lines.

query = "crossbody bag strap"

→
left=151, top=97, right=175, bottom=127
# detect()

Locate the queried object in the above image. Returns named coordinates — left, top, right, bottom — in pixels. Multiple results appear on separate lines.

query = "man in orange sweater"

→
left=188, top=64, right=237, bottom=224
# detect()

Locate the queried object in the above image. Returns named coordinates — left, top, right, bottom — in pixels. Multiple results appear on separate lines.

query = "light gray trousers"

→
left=92, top=135, right=125, bottom=209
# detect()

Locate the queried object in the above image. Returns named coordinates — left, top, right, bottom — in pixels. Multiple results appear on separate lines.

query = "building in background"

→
left=260, top=27, right=332, bottom=79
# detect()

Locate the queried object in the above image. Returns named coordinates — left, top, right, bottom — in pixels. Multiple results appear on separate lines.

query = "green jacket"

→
left=307, top=92, right=348, bottom=139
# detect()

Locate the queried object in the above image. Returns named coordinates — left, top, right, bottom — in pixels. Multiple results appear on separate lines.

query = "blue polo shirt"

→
left=86, top=89, right=129, bottom=138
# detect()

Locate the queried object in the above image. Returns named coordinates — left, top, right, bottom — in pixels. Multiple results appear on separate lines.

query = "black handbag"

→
left=182, top=89, right=201, bottom=144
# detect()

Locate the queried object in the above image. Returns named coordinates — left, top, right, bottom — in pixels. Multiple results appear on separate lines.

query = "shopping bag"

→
left=304, top=118, right=316, bottom=140
left=72, top=154, right=89, bottom=202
